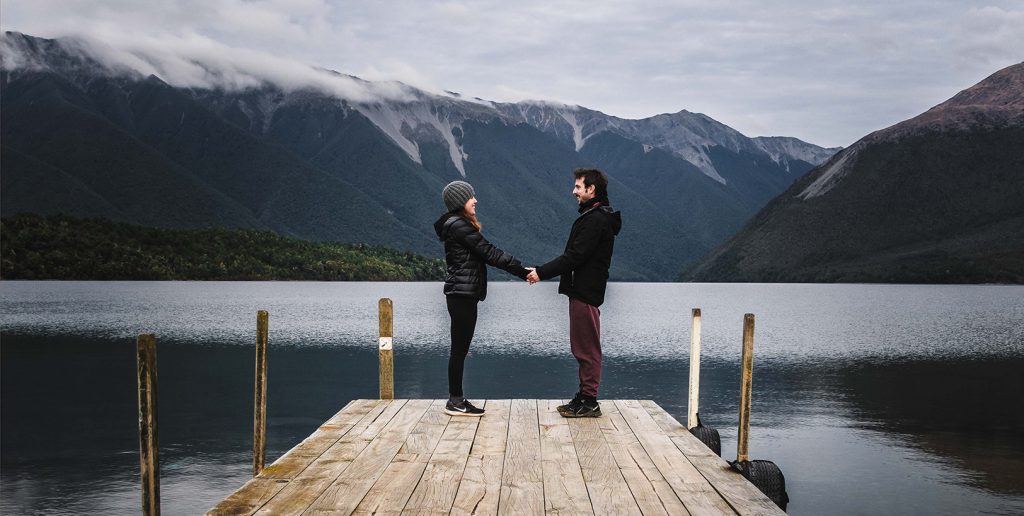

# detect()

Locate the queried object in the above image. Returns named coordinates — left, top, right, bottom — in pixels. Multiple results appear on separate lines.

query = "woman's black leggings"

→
left=446, top=295, right=479, bottom=398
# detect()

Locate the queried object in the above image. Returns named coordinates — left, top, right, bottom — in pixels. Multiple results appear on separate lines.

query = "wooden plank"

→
left=616, top=401, right=736, bottom=515
left=348, top=398, right=409, bottom=444
left=325, top=399, right=364, bottom=424
left=638, top=400, right=716, bottom=457
left=207, top=478, right=287, bottom=516
left=354, top=400, right=449, bottom=515
left=599, top=400, right=687, bottom=516
left=451, top=399, right=510, bottom=515
left=567, top=413, right=642, bottom=515
left=260, top=400, right=384, bottom=479
left=305, top=399, right=432, bottom=514
left=402, top=399, right=484, bottom=514
left=401, top=399, right=452, bottom=454
left=642, top=404, right=782, bottom=511
left=539, top=400, right=594, bottom=515
left=467, top=400, right=510, bottom=456
left=642, top=400, right=783, bottom=516
left=498, top=399, right=543, bottom=516
left=249, top=401, right=393, bottom=513
left=685, top=456, right=786, bottom=516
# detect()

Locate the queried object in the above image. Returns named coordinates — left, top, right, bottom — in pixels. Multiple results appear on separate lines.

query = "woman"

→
left=433, top=180, right=529, bottom=416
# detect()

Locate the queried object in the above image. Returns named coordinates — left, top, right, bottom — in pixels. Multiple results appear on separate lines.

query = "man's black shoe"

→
left=557, top=392, right=583, bottom=414
left=444, top=398, right=485, bottom=417
left=558, top=395, right=601, bottom=418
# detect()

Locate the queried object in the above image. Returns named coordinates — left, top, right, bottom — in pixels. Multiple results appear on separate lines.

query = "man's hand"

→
left=526, top=268, right=540, bottom=284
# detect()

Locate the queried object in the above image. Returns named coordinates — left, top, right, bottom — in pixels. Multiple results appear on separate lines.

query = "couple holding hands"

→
left=432, top=169, right=622, bottom=419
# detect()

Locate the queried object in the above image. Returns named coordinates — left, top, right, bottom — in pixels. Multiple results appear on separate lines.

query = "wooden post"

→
left=253, top=310, right=269, bottom=477
left=737, top=313, right=755, bottom=463
left=378, top=298, right=394, bottom=399
left=136, top=334, right=160, bottom=516
left=687, top=308, right=702, bottom=429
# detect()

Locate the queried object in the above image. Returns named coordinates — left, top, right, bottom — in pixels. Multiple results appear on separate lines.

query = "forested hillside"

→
left=1, top=215, right=445, bottom=281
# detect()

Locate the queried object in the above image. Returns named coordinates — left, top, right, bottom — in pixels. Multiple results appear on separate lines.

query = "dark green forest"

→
left=1, top=214, right=445, bottom=281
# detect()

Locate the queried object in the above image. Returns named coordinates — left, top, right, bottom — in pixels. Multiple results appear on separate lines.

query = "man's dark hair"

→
left=573, top=168, right=608, bottom=198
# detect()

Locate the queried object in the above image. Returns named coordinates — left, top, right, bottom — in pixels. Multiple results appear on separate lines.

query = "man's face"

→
left=573, top=178, right=595, bottom=204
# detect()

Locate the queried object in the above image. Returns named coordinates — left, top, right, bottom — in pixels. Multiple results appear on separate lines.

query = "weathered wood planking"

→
left=538, top=400, right=593, bottom=515
left=566, top=409, right=642, bottom=515
left=353, top=399, right=449, bottom=515
left=600, top=400, right=691, bottom=515
left=208, top=400, right=785, bottom=515
left=498, top=399, right=544, bottom=516
left=616, top=400, right=737, bottom=514
left=640, top=401, right=785, bottom=516
left=306, top=399, right=430, bottom=513
left=450, top=399, right=510, bottom=515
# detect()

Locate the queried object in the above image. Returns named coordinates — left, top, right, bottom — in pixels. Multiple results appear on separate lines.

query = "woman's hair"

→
left=460, top=209, right=482, bottom=232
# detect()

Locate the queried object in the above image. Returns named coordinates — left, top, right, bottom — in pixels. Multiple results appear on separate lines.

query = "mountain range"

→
left=0, top=31, right=839, bottom=281
left=684, top=62, right=1024, bottom=283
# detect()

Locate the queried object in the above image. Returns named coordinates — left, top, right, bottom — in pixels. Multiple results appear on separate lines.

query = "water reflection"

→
left=2, top=281, right=1023, bottom=514
left=3, top=336, right=1022, bottom=514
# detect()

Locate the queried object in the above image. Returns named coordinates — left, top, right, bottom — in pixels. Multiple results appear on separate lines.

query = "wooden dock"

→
left=208, top=399, right=784, bottom=515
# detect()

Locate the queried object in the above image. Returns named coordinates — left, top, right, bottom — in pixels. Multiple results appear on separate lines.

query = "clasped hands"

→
left=525, top=267, right=540, bottom=284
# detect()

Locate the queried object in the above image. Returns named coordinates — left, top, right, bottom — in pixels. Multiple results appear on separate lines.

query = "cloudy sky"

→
left=2, top=0, right=1022, bottom=148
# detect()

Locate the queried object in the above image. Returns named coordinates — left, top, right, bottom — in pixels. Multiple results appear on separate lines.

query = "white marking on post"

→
left=379, top=336, right=393, bottom=351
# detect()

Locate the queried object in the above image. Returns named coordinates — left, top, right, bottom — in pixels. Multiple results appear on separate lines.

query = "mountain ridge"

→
left=683, top=62, right=1024, bottom=283
left=2, top=31, right=839, bottom=280
left=1, top=30, right=838, bottom=183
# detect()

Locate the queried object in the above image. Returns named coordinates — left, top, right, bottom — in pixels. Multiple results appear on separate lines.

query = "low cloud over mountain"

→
left=2, top=32, right=839, bottom=280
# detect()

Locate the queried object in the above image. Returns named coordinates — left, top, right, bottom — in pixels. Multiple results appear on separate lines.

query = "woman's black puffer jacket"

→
left=433, top=212, right=528, bottom=301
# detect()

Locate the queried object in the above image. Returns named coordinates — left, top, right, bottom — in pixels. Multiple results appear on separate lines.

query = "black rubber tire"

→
left=732, top=460, right=789, bottom=511
left=689, top=425, right=721, bottom=456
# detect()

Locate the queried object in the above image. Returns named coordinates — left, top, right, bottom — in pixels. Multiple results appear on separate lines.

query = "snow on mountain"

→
left=356, top=99, right=484, bottom=176
left=1, top=30, right=838, bottom=184
left=753, top=136, right=843, bottom=170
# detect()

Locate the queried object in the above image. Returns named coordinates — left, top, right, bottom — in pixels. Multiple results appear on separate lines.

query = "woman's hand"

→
left=525, top=268, right=540, bottom=284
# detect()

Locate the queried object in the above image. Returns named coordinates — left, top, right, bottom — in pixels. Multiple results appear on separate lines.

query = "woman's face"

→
left=463, top=197, right=477, bottom=216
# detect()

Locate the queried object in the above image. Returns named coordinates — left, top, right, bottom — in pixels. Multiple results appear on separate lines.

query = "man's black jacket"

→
left=434, top=213, right=528, bottom=301
left=536, top=198, right=622, bottom=307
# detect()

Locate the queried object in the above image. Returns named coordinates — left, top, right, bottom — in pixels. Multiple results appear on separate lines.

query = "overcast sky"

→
left=2, top=1, right=1022, bottom=148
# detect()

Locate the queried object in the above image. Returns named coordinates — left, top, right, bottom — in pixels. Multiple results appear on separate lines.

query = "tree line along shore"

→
left=1, top=214, right=445, bottom=281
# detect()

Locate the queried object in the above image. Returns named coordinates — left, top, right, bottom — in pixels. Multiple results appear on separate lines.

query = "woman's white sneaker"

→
left=444, top=398, right=485, bottom=417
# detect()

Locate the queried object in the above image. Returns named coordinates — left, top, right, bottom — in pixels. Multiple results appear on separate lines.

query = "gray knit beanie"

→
left=442, top=180, right=475, bottom=212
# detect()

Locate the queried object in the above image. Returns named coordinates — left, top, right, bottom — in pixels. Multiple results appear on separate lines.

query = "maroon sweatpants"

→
left=569, top=297, right=602, bottom=398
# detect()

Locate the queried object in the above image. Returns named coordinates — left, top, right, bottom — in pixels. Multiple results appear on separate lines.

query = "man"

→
left=526, top=168, right=622, bottom=418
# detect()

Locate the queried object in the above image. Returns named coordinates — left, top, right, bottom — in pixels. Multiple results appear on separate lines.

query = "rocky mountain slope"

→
left=683, top=62, right=1024, bottom=283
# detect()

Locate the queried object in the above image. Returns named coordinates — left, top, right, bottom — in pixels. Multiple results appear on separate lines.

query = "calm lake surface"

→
left=1, top=281, right=1022, bottom=515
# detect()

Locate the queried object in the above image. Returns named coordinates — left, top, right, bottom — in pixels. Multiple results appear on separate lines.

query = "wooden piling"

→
left=687, top=308, right=702, bottom=429
left=378, top=298, right=394, bottom=399
left=737, top=313, right=755, bottom=463
left=136, top=334, right=160, bottom=516
left=253, top=310, right=269, bottom=477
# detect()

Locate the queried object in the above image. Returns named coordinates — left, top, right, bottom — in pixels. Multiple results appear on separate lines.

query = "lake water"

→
left=1, top=281, right=1022, bottom=514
